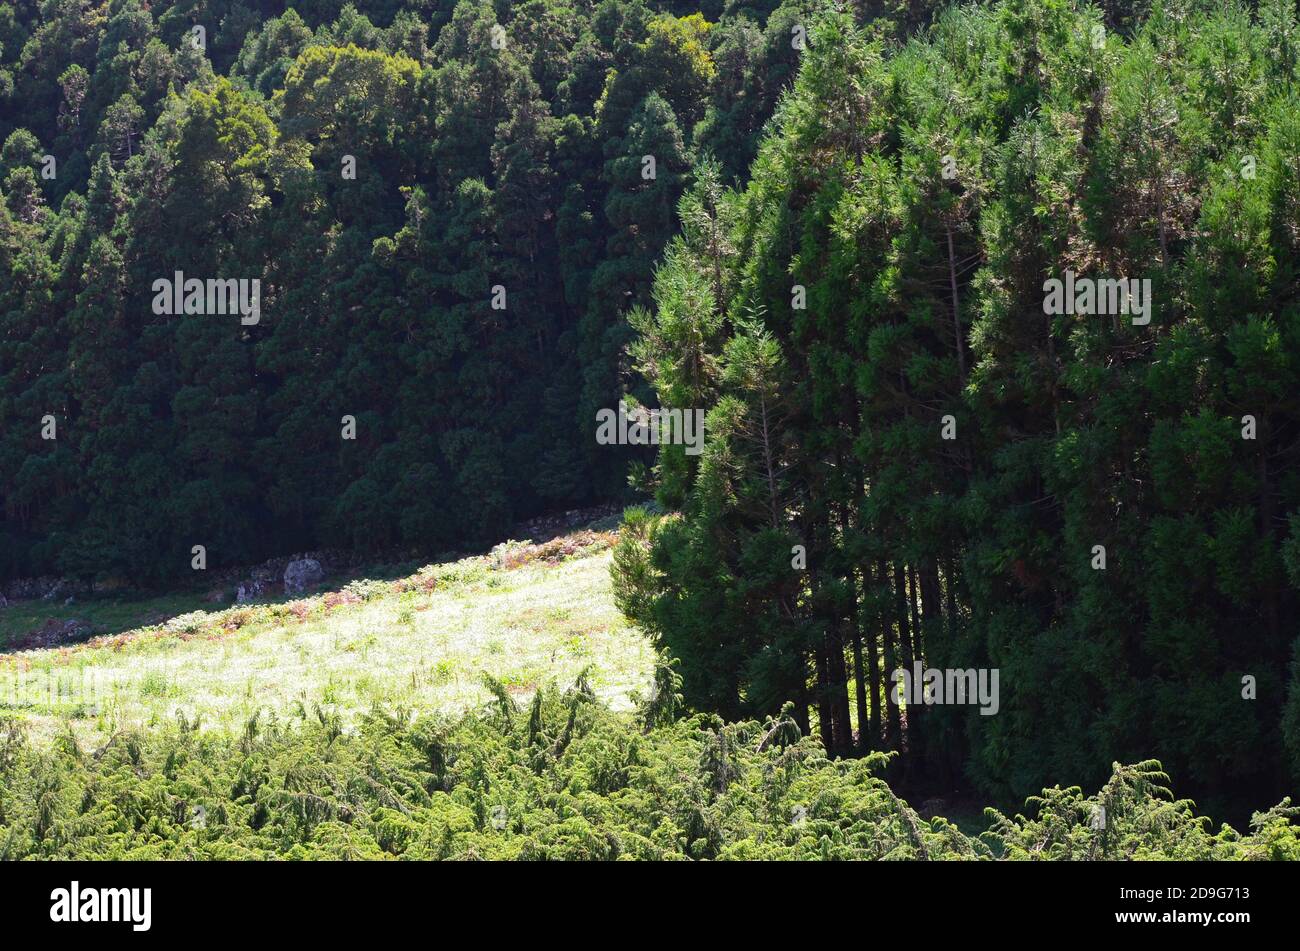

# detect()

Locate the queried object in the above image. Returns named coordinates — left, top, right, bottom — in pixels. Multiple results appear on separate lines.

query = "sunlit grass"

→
left=0, top=542, right=653, bottom=743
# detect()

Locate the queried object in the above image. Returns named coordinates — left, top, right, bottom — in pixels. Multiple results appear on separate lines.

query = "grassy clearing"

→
left=0, top=536, right=654, bottom=743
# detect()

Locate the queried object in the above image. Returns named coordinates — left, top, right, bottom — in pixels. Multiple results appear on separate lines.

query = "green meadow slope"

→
left=0, top=532, right=653, bottom=743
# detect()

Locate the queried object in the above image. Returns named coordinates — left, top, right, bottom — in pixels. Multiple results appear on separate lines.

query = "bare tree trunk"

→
left=945, top=222, right=966, bottom=384
left=908, top=563, right=924, bottom=662
left=847, top=571, right=868, bottom=748
left=941, top=550, right=963, bottom=788
left=815, top=642, right=834, bottom=754
left=828, top=620, right=853, bottom=757
left=867, top=582, right=882, bottom=751
left=804, top=520, right=835, bottom=753
left=795, top=674, right=811, bottom=737
left=894, top=562, right=919, bottom=779
left=919, top=558, right=944, bottom=781
left=825, top=486, right=853, bottom=758
left=945, top=550, right=959, bottom=642
left=878, top=559, right=901, bottom=753
left=759, top=394, right=780, bottom=529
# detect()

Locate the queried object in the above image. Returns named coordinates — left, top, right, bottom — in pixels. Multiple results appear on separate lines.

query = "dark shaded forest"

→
left=1, top=0, right=837, bottom=582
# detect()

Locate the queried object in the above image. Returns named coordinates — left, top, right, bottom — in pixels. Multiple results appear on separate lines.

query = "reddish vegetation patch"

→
left=84, top=624, right=214, bottom=654
left=391, top=571, right=439, bottom=594
left=494, top=530, right=616, bottom=570
left=222, top=609, right=254, bottom=632
left=96, top=632, right=143, bottom=652
left=322, top=590, right=363, bottom=610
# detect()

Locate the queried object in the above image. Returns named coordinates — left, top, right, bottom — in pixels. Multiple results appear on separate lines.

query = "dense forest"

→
left=611, top=0, right=1300, bottom=821
left=4, top=0, right=1300, bottom=825
left=0, top=0, right=847, bottom=582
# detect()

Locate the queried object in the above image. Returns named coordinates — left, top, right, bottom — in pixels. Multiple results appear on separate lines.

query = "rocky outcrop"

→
left=235, top=574, right=276, bottom=604
left=227, top=550, right=349, bottom=603
left=283, top=558, right=324, bottom=595
left=1, top=576, right=92, bottom=604
left=17, top=618, right=95, bottom=650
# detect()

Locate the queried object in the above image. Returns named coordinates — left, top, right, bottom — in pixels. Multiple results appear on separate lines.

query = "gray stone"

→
left=283, top=558, right=324, bottom=595
left=236, top=580, right=266, bottom=604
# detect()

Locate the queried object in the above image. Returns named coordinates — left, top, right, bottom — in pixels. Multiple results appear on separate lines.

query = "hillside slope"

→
left=0, top=531, right=653, bottom=743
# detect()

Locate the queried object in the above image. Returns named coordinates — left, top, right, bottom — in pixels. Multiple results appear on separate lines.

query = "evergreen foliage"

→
left=1, top=691, right=1295, bottom=859
left=1, top=0, right=870, bottom=581
left=615, top=0, right=1300, bottom=819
